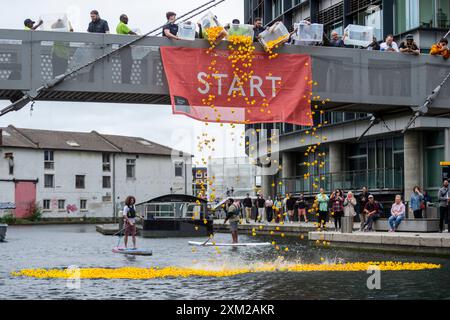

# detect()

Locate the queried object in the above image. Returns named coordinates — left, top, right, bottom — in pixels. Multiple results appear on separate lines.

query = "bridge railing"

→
left=0, top=29, right=449, bottom=110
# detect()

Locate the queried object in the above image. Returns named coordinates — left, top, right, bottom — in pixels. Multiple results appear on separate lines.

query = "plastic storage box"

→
left=39, top=14, right=70, bottom=32
left=343, top=24, right=374, bottom=47
left=295, top=22, right=323, bottom=42
left=227, top=24, right=254, bottom=39
left=258, top=21, right=289, bottom=50
left=177, top=22, right=196, bottom=40
left=198, top=12, right=221, bottom=38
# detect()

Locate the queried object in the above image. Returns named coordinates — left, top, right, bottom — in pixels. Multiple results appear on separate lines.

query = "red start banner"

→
left=160, top=46, right=312, bottom=126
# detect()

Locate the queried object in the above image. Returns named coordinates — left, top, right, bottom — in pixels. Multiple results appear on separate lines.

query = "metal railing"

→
left=278, top=167, right=403, bottom=195
left=0, top=29, right=449, bottom=112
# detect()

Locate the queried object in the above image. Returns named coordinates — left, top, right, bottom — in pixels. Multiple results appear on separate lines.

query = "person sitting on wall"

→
left=388, top=195, right=406, bottom=232
left=362, top=195, right=381, bottom=232
left=399, top=34, right=420, bottom=55
left=430, top=38, right=450, bottom=60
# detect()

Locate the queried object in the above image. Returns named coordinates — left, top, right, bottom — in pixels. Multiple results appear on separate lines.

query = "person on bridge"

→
left=430, top=38, right=450, bottom=60
left=380, top=34, right=399, bottom=52
left=116, top=14, right=137, bottom=84
left=116, top=14, right=137, bottom=35
left=162, top=11, right=182, bottom=40
left=24, top=18, right=43, bottom=31
left=388, top=195, right=406, bottom=232
left=252, top=18, right=266, bottom=42
left=399, top=34, right=420, bottom=56
left=88, top=10, right=110, bottom=34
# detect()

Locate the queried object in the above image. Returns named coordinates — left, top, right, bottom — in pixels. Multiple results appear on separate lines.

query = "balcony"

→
left=0, top=29, right=449, bottom=114
left=278, top=167, right=404, bottom=196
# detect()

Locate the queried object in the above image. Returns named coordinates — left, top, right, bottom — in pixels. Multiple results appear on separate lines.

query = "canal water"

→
left=0, top=225, right=449, bottom=299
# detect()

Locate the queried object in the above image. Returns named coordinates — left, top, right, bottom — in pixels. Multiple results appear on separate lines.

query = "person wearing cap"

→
left=162, top=11, right=182, bottom=40
left=87, top=10, right=109, bottom=34
left=24, top=18, right=43, bottom=31
left=362, top=194, right=381, bottom=231
left=399, top=34, right=420, bottom=55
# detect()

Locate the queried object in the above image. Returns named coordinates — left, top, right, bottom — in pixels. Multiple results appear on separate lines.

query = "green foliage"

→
left=29, top=205, right=42, bottom=222
left=0, top=212, right=16, bottom=224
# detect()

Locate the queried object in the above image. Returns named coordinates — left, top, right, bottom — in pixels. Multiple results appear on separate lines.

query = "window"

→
left=126, top=159, right=136, bottom=178
left=58, top=200, right=65, bottom=210
left=75, top=175, right=85, bottom=189
left=80, top=199, right=87, bottom=211
left=102, top=153, right=111, bottom=172
left=103, top=176, right=111, bottom=189
left=5, top=153, right=13, bottom=175
left=43, top=199, right=51, bottom=210
left=175, top=162, right=184, bottom=177
left=44, top=174, right=54, bottom=188
left=44, top=150, right=54, bottom=170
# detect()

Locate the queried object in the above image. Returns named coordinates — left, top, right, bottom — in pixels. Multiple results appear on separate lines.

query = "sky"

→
left=0, top=0, right=246, bottom=165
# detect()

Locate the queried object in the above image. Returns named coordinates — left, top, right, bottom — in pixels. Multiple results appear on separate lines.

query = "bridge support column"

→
left=404, top=131, right=422, bottom=218
left=445, top=128, right=450, bottom=162
left=261, top=174, right=274, bottom=199
left=281, top=152, right=295, bottom=195
left=329, top=143, right=343, bottom=173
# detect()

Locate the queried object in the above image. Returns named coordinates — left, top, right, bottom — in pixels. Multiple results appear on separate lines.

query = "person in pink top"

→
left=388, top=195, right=406, bottom=232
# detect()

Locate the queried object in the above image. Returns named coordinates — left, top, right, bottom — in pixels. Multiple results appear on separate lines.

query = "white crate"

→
left=177, top=22, right=196, bottom=40
left=295, top=22, right=323, bottom=42
left=227, top=24, right=254, bottom=39
left=258, top=22, right=289, bottom=49
left=198, top=11, right=221, bottom=38
left=343, top=24, right=374, bottom=47
left=39, top=13, right=70, bottom=32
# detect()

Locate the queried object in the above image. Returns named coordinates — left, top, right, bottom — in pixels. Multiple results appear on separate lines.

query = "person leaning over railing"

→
left=252, top=17, right=266, bottom=42
left=380, top=34, right=399, bottom=52
left=399, top=34, right=420, bottom=56
left=162, top=11, right=182, bottom=40
left=388, top=195, right=406, bottom=232
left=24, top=18, right=43, bottom=31
left=430, top=38, right=450, bottom=60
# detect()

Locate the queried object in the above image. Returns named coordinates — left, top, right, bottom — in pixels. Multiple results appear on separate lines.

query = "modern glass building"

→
left=244, top=0, right=450, bottom=206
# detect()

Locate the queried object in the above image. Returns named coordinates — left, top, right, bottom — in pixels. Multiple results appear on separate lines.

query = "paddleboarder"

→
left=122, top=196, right=143, bottom=249
left=224, top=198, right=241, bottom=244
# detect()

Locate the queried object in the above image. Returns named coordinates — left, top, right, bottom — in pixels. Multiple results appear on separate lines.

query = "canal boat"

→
left=0, top=224, right=7, bottom=242
left=136, top=194, right=213, bottom=238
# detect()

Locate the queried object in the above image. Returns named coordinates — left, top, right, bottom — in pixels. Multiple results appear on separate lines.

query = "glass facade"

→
left=424, top=130, right=445, bottom=191
left=345, top=136, right=404, bottom=190
left=395, top=0, right=450, bottom=33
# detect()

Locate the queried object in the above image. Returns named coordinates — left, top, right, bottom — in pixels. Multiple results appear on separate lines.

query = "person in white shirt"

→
left=380, top=34, right=399, bottom=52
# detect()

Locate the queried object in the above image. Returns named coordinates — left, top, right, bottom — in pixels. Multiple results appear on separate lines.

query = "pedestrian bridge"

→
left=1, top=29, right=449, bottom=116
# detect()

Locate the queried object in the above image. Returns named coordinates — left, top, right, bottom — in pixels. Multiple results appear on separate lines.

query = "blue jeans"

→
left=388, top=215, right=404, bottom=230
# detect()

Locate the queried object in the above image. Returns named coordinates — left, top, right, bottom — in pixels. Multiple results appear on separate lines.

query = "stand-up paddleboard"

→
left=188, top=241, right=271, bottom=247
left=112, top=247, right=153, bottom=256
